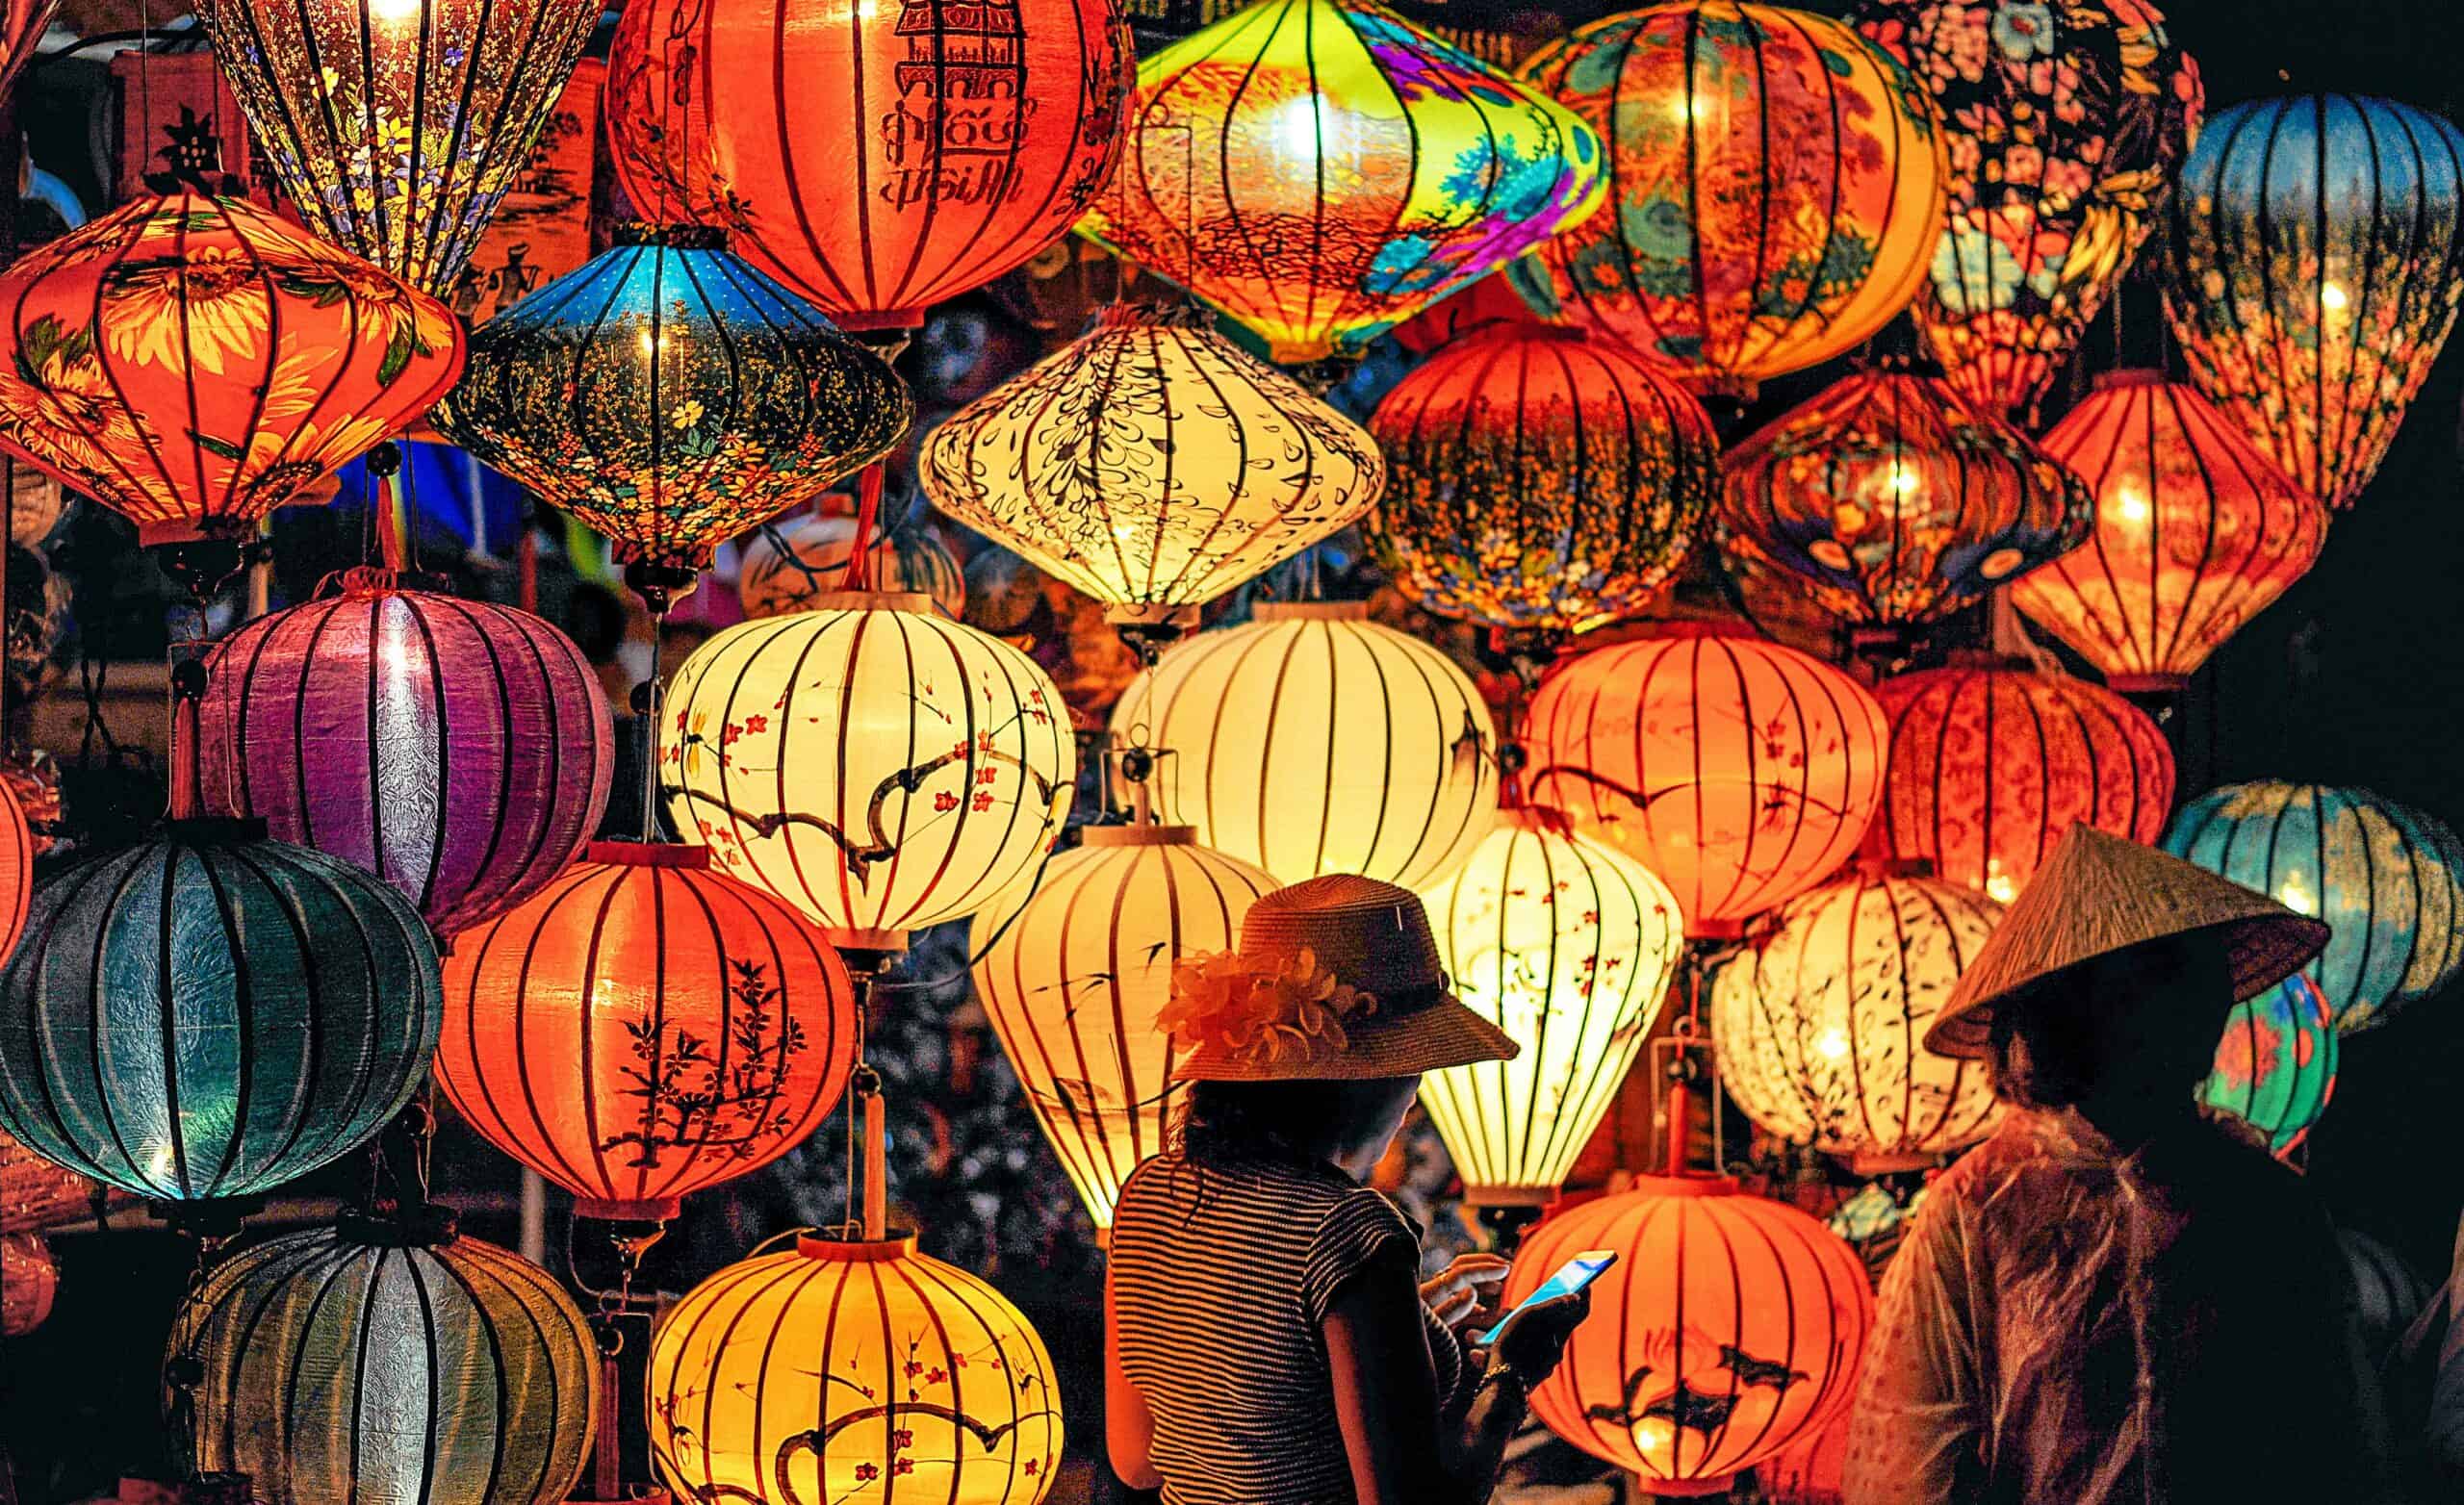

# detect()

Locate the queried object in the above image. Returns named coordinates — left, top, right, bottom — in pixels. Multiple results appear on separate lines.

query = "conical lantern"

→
left=0, top=193, right=463, bottom=545
left=923, top=303, right=1384, bottom=630
left=2200, top=974, right=2336, bottom=1158
left=2008, top=370, right=2327, bottom=693
left=738, top=512, right=965, bottom=623
left=194, top=0, right=599, bottom=293
left=1077, top=0, right=1608, bottom=364
left=1506, top=3, right=1947, bottom=398
left=1366, top=323, right=1720, bottom=634
left=0, top=0, right=55, bottom=107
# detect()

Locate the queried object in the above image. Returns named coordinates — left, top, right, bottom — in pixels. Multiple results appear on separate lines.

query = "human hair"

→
left=1986, top=932, right=2234, bottom=1112
left=1168, top=1078, right=1418, bottom=1169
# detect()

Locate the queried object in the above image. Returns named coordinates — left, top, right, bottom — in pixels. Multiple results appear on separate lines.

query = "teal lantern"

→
left=2199, top=974, right=2337, bottom=1157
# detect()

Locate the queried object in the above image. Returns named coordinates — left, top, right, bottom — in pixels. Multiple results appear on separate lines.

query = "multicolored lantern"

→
left=194, top=0, right=599, bottom=293
left=922, top=303, right=1385, bottom=630
left=1506, top=3, right=1947, bottom=397
left=1718, top=366, right=2092, bottom=640
left=1855, top=0, right=2203, bottom=416
left=436, top=842, right=860, bottom=1220
left=1110, top=601, right=1498, bottom=889
left=604, top=0, right=1133, bottom=331
left=1366, top=323, right=1720, bottom=634
left=0, top=194, right=463, bottom=545
left=1077, top=0, right=1607, bottom=363
left=737, top=512, right=966, bottom=623
left=649, top=1232, right=1064, bottom=1504
left=2009, top=370, right=2327, bottom=693
left=2165, top=781, right=2464, bottom=1033
left=1508, top=1178, right=1873, bottom=1495
left=2169, top=94, right=2464, bottom=510
left=2200, top=974, right=2336, bottom=1158
left=1524, top=629, right=1889, bottom=935
left=0, top=778, right=26, bottom=967
left=1418, top=807, right=1684, bottom=1207
left=0, top=0, right=55, bottom=107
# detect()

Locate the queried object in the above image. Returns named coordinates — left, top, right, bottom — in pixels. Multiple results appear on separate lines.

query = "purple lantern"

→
left=197, top=570, right=615, bottom=941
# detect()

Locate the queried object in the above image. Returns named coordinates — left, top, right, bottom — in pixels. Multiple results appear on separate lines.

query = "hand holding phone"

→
left=1478, top=1250, right=1617, bottom=1344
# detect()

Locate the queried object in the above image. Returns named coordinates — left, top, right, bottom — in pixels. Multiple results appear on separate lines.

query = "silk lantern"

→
left=1855, top=0, right=2203, bottom=416
left=1524, top=629, right=1888, bottom=936
left=972, top=821, right=1274, bottom=1227
left=0, top=0, right=53, bottom=106
left=170, top=1212, right=596, bottom=1505
left=195, top=572, right=614, bottom=940
left=2009, top=370, right=2327, bottom=693
left=923, top=303, right=1385, bottom=631
left=0, top=778, right=26, bottom=966
left=1366, top=323, right=1720, bottom=634
left=649, top=1232, right=1064, bottom=1504
left=2169, top=94, right=2464, bottom=510
left=1077, top=0, right=1607, bottom=363
left=738, top=513, right=966, bottom=623
left=1508, top=1178, right=1873, bottom=1495
left=1417, top=807, right=1684, bottom=1207
left=1718, top=366, right=2092, bottom=639
left=0, top=193, right=462, bottom=545
left=605, top=0, right=1132, bottom=331
left=1109, top=600, right=1498, bottom=889
left=194, top=0, right=598, bottom=293
left=1507, top=3, right=1947, bottom=397
left=662, top=593, right=1077, bottom=949
left=2201, top=974, right=2336, bottom=1157
left=0, top=819, right=440, bottom=1202
left=2165, top=781, right=2464, bottom=1033
left=1710, top=866, right=2004, bottom=1169
left=436, top=842, right=859, bottom=1220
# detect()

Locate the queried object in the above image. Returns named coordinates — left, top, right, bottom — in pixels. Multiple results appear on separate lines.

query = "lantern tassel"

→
left=839, top=464, right=886, bottom=594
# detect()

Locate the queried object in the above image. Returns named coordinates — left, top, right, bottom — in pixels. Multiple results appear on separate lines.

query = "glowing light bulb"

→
left=2115, top=484, right=2151, bottom=525
left=369, top=0, right=422, bottom=23
left=1815, top=1029, right=1851, bottom=1060
left=1270, top=95, right=1323, bottom=161
left=2276, top=871, right=2318, bottom=915
left=2320, top=282, right=2349, bottom=312
left=1984, top=858, right=2018, bottom=906
left=1633, top=1417, right=1675, bottom=1458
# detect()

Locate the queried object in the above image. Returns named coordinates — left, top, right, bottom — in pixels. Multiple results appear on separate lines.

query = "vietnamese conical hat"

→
left=1927, top=824, right=2330, bottom=1059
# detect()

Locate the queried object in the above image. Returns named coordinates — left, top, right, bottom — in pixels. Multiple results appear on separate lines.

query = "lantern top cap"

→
left=1625, top=1173, right=1745, bottom=1199
left=796, top=1230, right=919, bottom=1263
left=802, top=590, right=938, bottom=616
left=1249, top=600, right=1370, bottom=625
left=1097, top=300, right=1218, bottom=334
left=163, top=815, right=272, bottom=846
left=2091, top=368, right=2170, bottom=392
left=613, top=222, right=731, bottom=251
left=584, top=840, right=712, bottom=871
left=1081, top=823, right=1198, bottom=849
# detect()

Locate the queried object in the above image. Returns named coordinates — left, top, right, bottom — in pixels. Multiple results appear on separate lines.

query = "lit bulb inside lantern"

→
left=1633, top=1416, right=1675, bottom=1459
left=1270, top=95, right=1324, bottom=162
left=368, top=0, right=422, bottom=25
left=2277, top=870, right=2318, bottom=915
left=1984, top=857, right=2017, bottom=906
left=2320, top=282, right=2349, bottom=312
left=2115, top=483, right=2151, bottom=525
left=1815, top=1028, right=1851, bottom=1060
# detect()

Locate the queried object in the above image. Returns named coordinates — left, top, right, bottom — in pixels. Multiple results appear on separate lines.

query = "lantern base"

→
left=1462, top=1185, right=1556, bottom=1208
left=573, top=1196, right=683, bottom=1222
left=1685, top=917, right=1748, bottom=944
left=808, top=590, right=937, bottom=616
left=1843, top=1151, right=1939, bottom=1177
left=2104, top=674, right=2188, bottom=696
left=1631, top=1472, right=1736, bottom=1497
left=797, top=1230, right=919, bottom=1263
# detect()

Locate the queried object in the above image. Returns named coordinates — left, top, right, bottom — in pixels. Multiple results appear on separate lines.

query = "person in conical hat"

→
left=1844, top=825, right=2397, bottom=1505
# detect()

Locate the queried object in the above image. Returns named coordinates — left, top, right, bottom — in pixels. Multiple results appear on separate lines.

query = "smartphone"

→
left=1477, top=1249, right=1618, bottom=1343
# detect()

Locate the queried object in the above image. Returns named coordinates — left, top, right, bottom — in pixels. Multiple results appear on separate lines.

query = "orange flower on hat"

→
left=1161, top=946, right=1380, bottom=1065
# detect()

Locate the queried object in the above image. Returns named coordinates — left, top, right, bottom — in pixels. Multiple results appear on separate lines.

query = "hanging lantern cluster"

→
left=2200, top=974, right=2337, bottom=1158
left=1077, top=0, right=1607, bottom=363
left=1365, top=323, right=1721, bottom=635
left=737, top=511, right=967, bottom=623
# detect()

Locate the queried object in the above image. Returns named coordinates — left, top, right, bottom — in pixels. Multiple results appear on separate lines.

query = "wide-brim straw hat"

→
left=1172, top=874, right=1519, bottom=1082
left=1926, top=824, right=2330, bottom=1059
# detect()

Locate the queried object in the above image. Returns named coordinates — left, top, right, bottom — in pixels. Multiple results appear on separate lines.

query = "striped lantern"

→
left=1109, top=601, right=1498, bottom=890
left=971, top=821, right=1274, bottom=1229
left=195, top=572, right=614, bottom=941
left=0, top=1, right=51, bottom=107
left=737, top=512, right=966, bottom=623
left=0, top=1231, right=56, bottom=1336
left=171, top=1214, right=596, bottom=1505
left=1758, top=1403, right=1849, bottom=1505
left=2200, top=974, right=2337, bottom=1158
left=0, top=776, right=26, bottom=965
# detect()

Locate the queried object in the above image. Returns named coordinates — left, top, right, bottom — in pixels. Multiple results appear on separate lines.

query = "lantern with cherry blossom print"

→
left=2200, top=974, right=2337, bottom=1158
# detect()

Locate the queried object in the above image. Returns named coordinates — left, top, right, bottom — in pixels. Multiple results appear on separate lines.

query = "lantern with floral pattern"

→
left=2200, top=974, right=2337, bottom=1158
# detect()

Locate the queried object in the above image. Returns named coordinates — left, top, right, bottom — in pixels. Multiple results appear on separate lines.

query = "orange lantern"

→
left=2009, top=370, right=2327, bottom=694
left=436, top=842, right=860, bottom=1220
left=1867, top=662, right=2174, bottom=903
left=1524, top=629, right=1889, bottom=936
left=0, top=1, right=54, bottom=107
left=1507, top=1177, right=1873, bottom=1495
left=0, top=778, right=26, bottom=967
left=0, top=194, right=463, bottom=545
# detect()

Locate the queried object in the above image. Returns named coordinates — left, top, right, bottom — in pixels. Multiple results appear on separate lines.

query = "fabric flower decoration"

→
left=1159, top=947, right=1381, bottom=1064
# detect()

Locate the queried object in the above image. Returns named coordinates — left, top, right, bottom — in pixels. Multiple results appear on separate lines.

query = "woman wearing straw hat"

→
left=1105, top=875, right=1593, bottom=1505
left=1843, top=825, right=2395, bottom=1504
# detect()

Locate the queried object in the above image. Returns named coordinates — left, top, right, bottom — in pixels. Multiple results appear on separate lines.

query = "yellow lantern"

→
left=649, top=1232, right=1063, bottom=1504
left=1110, top=601, right=1498, bottom=888
left=1418, top=807, right=1685, bottom=1207
left=972, top=821, right=1276, bottom=1228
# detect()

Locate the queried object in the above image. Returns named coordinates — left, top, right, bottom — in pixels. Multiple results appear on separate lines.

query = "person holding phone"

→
left=1106, top=875, right=1594, bottom=1505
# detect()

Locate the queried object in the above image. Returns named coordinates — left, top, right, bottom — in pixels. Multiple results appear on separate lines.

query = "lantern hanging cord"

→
left=639, top=601, right=670, bottom=844
left=840, top=463, right=890, bottom=593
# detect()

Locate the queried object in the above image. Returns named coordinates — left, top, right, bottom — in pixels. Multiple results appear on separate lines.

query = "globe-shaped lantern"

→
left=1524, top=629, right=1889, bottom=936
left=2165, top=781, right=2464, bottom=1033
left=662, top=593, right=1078, bottom=949
left=2169, top=94, right=2464, bottom=510
left=738, top=512, right=965, bottom=623
left=1109, top=601, right=1498, bottom=888
left=194, top=572, right=613, bottom=941
left=649, top=1232, right=1064, bottom=1504
left=1758, top=1405, right=1849, bottom=1505
left=1507, top=3, right=1947, bottom=398
left=170, top=1212, right=596, bottom=1505
left=1076, top=0, right=1607, bottom=364
left=2009, top=370, right=2327, bottom=694
left=0, top=1, right=54, bottom=107
left=1417, top=807, right=1684, bottom=1207
left=436, top=842, right=860, bottom=1221
left=1710, top=866, right=2004, bottom=1169
left=1507, top=1178, right=1873, bottom=1494
left=971, top=821, right=1275, bottom=1227
left=2200, top=974, right=2336, bottom=1158
left=434, top=226, right=911, bottom=582
left=922, top=303, right=1385, bottom=631
left=0, top=777, right=27, bottom=966
left=0, top=819, right=440, bottom=1202
left=1366, top=323, right=1721, bottom=634
left=0, top=194, right=462, bottom=545
left=1855, top=0, right=2203, bottom=417
left=194, top=0, right=599, bottom=293
left=1717, top=365, right=2092, bottom=643
left=605, top=0, right=1132, bottom=332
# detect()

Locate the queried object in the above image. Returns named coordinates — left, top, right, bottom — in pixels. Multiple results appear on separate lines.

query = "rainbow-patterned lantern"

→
left=2200, top=975, right=2337, bottom=1158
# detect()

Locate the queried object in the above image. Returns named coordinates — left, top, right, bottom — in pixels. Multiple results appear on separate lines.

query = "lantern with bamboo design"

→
left=738, top=511, right=966, bottom=623
left=2201, top=974, right=2336, bottom=1158
left=1077, top=0, right=1607, bottom=364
